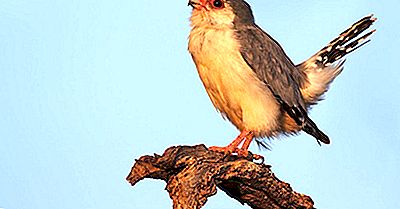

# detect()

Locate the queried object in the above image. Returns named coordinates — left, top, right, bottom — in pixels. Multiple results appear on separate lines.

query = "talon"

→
left=252, top=154, right=264, bottom=162
left=236, top=149, right=265, bottom=162
left=209, top=130, right=265, bottom=161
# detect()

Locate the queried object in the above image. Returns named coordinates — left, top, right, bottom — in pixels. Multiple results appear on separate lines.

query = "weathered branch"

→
left=126, top=144, right=314, bottom=209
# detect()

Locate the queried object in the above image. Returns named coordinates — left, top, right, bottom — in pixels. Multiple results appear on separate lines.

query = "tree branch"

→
left=126, top=144, right=314, bottom=209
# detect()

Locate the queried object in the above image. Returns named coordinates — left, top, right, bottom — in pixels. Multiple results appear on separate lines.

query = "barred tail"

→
left=298, top=14, right=377, bottom=106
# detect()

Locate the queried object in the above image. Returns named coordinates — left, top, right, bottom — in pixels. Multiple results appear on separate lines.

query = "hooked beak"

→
left=188, top=0, right=202, bottom=9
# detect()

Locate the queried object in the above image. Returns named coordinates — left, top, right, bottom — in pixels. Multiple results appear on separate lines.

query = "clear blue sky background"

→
left=0, top=0, right=399, bottom=209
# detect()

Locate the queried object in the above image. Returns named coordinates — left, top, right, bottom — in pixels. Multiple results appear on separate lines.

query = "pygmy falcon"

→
left=187, top=0, right=376, bottom=157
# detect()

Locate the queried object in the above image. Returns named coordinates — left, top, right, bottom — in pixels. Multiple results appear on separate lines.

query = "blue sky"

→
left=0, top=0, right=399, bottom=209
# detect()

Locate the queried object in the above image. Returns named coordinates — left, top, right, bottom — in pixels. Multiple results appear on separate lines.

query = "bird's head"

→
left=188, top=0, right=254, bottom=28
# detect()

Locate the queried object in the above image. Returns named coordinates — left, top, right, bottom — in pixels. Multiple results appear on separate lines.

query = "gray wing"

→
left=235, top=25, right=308, bottom=125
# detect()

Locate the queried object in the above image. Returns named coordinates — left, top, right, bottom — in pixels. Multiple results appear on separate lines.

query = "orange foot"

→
left=209, top=130, right=264, bottom=161
left=235, top=148, right=264, bottom=161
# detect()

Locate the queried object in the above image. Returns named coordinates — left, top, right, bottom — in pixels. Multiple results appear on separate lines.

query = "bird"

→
left=187, top=0, right=376, bottom=158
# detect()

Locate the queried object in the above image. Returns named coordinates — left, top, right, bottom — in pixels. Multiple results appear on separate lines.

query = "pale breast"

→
left=188, top=26, right=281, bottom=137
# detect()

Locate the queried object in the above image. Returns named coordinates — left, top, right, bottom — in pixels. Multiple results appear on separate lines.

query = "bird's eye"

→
left=211, top=0, right=224, bottom=9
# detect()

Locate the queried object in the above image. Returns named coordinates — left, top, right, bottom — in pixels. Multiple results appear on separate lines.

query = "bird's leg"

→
left=236, top=133, right=264, bottom=161
left=237, top=133, right=253, bottom=154
left=209, top=130, right=251, bottom=154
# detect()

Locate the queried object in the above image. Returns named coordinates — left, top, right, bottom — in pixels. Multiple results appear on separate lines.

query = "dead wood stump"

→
left=126, top=144, right=314, bottom=209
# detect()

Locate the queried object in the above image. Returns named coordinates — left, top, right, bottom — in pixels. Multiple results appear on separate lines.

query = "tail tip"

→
left=369, top=14, right=377, bottom=21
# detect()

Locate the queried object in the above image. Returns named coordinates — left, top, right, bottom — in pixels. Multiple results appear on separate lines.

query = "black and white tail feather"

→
left=257, top=14, right=376, bottom=149
left=299, top=14, right=377, bottom=107
left=298, top=14, right=376, bottom=145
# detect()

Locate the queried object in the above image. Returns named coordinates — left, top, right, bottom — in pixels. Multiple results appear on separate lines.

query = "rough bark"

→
left=126, top=144, right=314, bottom=209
